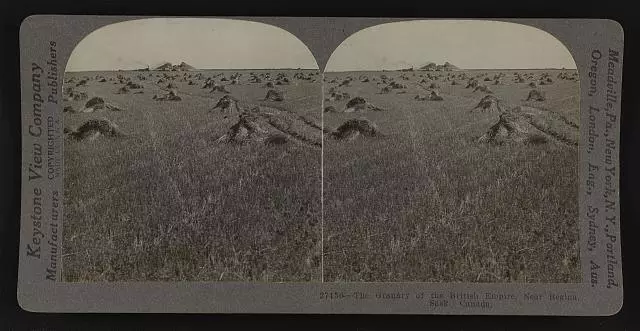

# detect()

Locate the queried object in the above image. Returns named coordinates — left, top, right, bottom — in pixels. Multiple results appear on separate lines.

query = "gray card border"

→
left=17, top=16, right=624, bottom=315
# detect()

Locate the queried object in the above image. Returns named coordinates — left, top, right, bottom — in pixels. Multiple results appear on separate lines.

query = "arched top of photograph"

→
left=65, top=18, right=319, bottom=72
left=325, top=20, right=577, bottom=72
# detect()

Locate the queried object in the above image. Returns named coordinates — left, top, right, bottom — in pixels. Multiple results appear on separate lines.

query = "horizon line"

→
left=325, top=67, right=578, bottom=72
left=65, top=67, right=321, bottom=73
left=66, top=67, right=577, bottom=73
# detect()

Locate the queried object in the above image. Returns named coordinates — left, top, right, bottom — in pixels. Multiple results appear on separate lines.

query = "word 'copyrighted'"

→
left=25, top=40, right=62, bottom=282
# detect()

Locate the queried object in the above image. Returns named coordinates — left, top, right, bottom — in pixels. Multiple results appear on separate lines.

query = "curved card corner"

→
left=19, top=15, right=45, bottom=36
left=17, top=285, right=42, bottom=313
left=603, top=292, right=624, bottom=317
left=602, top=19, right=624, bottom=40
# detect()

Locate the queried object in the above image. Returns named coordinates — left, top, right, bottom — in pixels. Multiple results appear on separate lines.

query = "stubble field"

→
left=62, top=69, right=323, bottom=282
left=323, top=69, right=581, bottom=282
left=62, top=67, right=581, bottom=283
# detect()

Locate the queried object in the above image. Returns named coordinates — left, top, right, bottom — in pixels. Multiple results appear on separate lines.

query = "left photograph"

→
left=62, top=18, right=323, bottom=282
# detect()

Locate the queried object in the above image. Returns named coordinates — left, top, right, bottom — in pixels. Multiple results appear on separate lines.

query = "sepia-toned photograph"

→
left=62, top=18, right=323, bottom=282
left=322, top=20, right=581, bottom=282
left=62, top=18, right=580, bottom=284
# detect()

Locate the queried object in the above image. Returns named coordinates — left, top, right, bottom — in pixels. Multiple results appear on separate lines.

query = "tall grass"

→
left=322, top=70, right=580, bottom=283
left=63, top=69, right=580, bottom=283
left=63, top=70, right=322, bottom=282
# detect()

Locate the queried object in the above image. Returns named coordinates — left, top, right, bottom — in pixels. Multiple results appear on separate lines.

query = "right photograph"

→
left=322, top=20, right=581, bottom=283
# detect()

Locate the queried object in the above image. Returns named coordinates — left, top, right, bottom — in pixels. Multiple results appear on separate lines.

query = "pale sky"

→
left=325, top=20, right=577, bottom=72
left=65, top=18, right=319, bottom=72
